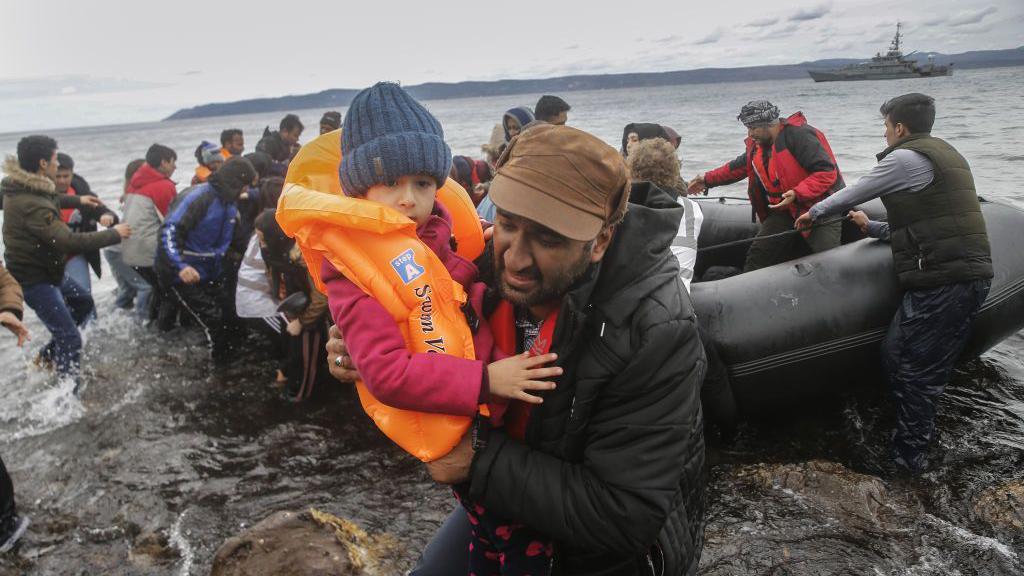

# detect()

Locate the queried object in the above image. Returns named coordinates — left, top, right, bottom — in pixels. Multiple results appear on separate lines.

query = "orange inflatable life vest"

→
left=194, top=165, right=212, bottom=184
left=276, top=130, right=486, bottom=462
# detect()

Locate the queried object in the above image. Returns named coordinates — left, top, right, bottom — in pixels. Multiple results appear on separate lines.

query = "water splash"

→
left=0, top=369, right=85, bottom=442
left=169, top=509, right=195, bottom=576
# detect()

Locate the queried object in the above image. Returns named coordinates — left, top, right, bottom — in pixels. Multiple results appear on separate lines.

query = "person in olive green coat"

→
left=1, top=136, right=131, bottom=388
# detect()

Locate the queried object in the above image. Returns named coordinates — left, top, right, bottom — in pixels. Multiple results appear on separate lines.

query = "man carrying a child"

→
left=329, top=123, right=707, bottom=576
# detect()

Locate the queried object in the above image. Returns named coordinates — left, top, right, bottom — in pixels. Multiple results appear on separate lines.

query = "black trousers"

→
left=133, top=265, right=170, bottom=324
left=743, top=210, right=841, bottom=272
left=882, top=278, right=990, bottom=470
left=697, top=325, right=737, bottom=433
left=0, top=455, right=15, bottom=522
left=169, top=281, right=231, bottom=356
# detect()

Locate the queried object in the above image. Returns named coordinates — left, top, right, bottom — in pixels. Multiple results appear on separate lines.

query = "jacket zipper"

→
left=564, top=304, right=596, bottom=424
left=907, top=226, right=926, bottom=270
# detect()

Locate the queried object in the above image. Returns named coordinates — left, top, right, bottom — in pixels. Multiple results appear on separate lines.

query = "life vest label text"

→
left=415, top=285, right=436, bottom=334
left=391, top=249, right=425, bottom=284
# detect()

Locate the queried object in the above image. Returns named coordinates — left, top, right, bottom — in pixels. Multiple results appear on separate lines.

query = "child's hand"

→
left=487, top=353, right=561, bottom=404
left=286, top=318, right=303, bottom=336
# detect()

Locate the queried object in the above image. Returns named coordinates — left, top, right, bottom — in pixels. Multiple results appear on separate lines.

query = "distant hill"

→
left=164, top=46, right=1024, bottom=121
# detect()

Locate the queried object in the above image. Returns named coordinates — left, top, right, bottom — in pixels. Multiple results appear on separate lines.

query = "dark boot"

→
left=0, top=515, right=30, bottom=553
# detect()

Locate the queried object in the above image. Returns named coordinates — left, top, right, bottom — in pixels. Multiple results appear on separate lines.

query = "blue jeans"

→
left=64, top=254, right=92, bottom=294
left=410, top=509, right=471, bottom=575
left=21, top=278, right=93, bottom=378
left=105, top=249, right=151, bottom=319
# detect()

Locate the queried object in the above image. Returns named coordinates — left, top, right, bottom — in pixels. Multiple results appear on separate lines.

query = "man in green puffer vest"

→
left=796, top=93, right=993, bottom=473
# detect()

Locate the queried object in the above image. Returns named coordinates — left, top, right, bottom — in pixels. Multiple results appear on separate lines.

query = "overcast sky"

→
left=1, top=0, right=1021, bottom=132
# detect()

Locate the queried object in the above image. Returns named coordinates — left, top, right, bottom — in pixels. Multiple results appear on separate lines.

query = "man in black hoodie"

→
left=156, top=158, right=256, bottom=358
left=331, top=125, right=707, bottom=575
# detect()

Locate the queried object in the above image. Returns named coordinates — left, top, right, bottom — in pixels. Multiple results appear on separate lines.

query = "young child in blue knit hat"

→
left=321, top=82, right=558, bottom=574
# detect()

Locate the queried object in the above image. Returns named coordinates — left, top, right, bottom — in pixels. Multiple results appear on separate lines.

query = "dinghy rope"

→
left=696, top=214, right=852, bottom=254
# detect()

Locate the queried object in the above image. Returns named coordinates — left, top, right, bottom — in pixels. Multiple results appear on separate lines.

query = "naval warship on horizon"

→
left=808, top=23, right=953, bottom=82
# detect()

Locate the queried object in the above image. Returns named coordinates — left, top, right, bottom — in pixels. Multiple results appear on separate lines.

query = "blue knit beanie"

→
left=339, top=82, right=452, bottom=197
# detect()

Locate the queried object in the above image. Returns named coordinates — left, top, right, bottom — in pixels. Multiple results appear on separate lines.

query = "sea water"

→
left=0, top=66, right=1022, bottom=574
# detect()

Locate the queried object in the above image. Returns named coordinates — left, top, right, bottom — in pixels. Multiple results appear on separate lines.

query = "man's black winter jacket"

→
left=471, top=183, right=707, bottom=575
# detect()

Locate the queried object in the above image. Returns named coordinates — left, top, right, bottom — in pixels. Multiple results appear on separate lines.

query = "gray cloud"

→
left=694, top=28, right=724, bottom=45
left=946, top=22, right=997, bottom=37
left=753, top=21, right=798, bottom=39
left=864, top=28, right=896, bottom=44
left=824, top=25, right=875, bottom=38
left=946, top=6, right=997, bottom=26
left=789, top=3, right=831, bottom=22
left=746, top=17, right=778, bottom=27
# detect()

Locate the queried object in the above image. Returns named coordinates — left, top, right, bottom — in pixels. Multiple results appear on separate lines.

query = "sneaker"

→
left=0, top=515, right=29, bottom=553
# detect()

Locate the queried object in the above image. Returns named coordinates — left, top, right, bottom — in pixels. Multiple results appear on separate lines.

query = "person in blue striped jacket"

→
left=156, top=158, right=256, bottom=359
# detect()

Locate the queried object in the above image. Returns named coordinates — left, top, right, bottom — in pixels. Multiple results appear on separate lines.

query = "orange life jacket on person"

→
left=276, top=130, right=486, bottom=462
left=193, top=165, right=212, bottom=185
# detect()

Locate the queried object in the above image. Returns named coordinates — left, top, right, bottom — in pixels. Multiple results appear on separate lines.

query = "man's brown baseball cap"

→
left=488, top=124, right=629, bottom=241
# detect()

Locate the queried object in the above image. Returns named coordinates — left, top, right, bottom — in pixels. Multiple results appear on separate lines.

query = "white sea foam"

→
left=169, top=509, right=195, bottom=576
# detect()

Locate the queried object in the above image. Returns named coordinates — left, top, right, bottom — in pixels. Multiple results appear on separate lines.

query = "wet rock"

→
left=210, top=509, right=404, bottom=576
left=744, top=460, right=909, bottom=527
left=700, top=461, right=921, bottom=575
left=129, top=530, right=180, bottom=568
left=973, top=481, right=1024, bottom=533
left=37, top=511, right=79, bottom=535
left=700, top=460, right=1023, bottom=575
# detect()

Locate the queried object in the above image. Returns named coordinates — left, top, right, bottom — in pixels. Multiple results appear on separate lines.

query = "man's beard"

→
left=497, top=243, right=594, bottom=308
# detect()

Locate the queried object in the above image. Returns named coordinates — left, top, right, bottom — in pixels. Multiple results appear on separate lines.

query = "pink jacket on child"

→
left=322, top=201, right=504, bottom=420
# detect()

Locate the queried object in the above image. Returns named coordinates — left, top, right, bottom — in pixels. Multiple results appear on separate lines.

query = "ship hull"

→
left=808, top=69, right=952, bottom=82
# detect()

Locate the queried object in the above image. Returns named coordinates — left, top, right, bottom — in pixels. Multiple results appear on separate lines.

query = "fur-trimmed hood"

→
left=2, top=155, right=56, bottom=196
left=2, top=155, right=121, bottom=286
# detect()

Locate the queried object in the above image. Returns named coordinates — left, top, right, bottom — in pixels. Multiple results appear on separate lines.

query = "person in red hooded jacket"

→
left=689, top=100, right=845, bottom=271
left=121, top=144, right=178, bottom=322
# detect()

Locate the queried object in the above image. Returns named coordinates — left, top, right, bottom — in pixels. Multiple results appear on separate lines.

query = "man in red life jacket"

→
left=689, top=100, right=845, bottom=271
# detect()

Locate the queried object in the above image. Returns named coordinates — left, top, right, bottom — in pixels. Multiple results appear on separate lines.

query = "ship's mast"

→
left=889, top=21, right=902, bottom=55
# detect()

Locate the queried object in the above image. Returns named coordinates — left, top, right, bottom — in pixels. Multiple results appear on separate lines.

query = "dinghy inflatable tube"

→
left=690, top=199, right=1024, bottom=411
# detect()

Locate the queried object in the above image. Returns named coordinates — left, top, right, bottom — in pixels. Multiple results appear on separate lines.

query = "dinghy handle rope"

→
left=690, top=196, right=751, bottom=203
left=696, top=214, right=852, bottom=254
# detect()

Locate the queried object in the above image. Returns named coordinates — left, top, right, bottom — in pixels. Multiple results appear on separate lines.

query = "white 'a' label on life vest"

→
left=391, top=249, right=426, bottom=284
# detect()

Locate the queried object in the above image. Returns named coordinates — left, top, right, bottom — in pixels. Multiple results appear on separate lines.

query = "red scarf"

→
left=489, top=300, right=560, bottom=440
